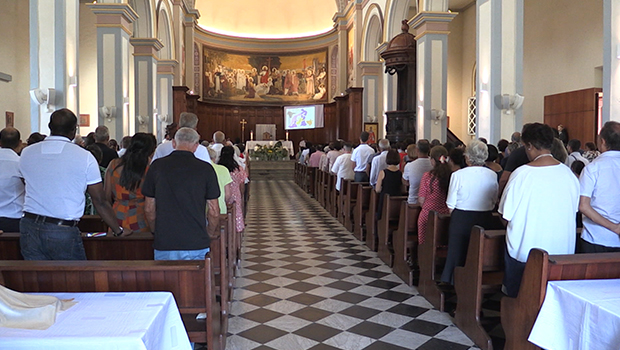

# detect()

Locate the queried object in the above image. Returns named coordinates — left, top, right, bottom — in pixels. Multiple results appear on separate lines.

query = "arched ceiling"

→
left=194, top=0, right=338, bottom=39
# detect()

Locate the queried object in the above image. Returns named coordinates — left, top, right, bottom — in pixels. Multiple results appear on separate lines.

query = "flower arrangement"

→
left=248, top=141, right=289, bottom=161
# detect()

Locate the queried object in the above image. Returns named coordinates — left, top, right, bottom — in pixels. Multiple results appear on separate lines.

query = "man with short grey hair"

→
left=152, top=112, right=211, bottom=163
left=143, top=127, right=221, bottom=260
left=369, top=139, right=391, bottom=188
left=211, top=130, right=226, bottom=162
left=94, top=125, right=118, bottom=167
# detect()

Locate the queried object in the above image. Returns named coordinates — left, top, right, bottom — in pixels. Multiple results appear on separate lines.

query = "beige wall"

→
left=523, top=0, right=603, bottom=124
left=78, top=3, right=98, bottom=136
left=0, top=0, right=31, bottom=136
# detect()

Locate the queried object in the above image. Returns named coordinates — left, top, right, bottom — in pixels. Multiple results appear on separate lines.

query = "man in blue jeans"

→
left=19, top=108, right=125, bottom=260
left=143, top=128, right=220, bottom=260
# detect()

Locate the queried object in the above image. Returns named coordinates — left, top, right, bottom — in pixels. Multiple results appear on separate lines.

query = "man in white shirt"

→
left=0, top=127, right=24, bottom=232
left=325, top=141, right=343, bottom=171
left=152, top=112, right=211, bottom=164
left=369, top=139, right=391, bottom=188
left=351, top=131, right=375, bottom=182
left=210, top=131, right=226, bottom=162
left=402, top=139, right=432, bottom=204
left=566, top=139, right=589, bottom=167
left=578, top=121, right=620, bottom=253
left=19, top=108, right=125, bottom=260
left=331, top=144, right=354, bottom=191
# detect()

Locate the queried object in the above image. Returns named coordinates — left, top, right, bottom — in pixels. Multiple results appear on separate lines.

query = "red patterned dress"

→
left=417, top=171, right=449, bottom=244
left=107, top=161, right=151, bottom=233
left=230, top=167, right=248, bottom=233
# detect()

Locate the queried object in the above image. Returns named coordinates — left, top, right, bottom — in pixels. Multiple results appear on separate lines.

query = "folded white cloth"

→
left=0, top=284, right=76, bottom=330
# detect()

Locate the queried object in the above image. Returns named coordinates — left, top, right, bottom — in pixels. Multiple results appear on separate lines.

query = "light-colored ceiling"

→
left=194, top=0, right=475, bottom=39
left=194, top=0, right=338, bottom=39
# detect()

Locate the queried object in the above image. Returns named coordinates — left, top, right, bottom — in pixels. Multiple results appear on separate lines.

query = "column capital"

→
left=130, top=38, right=164, bottom=58
left=87, top=3, right=138, bottom=36
left=332, top=13, right=348, bottom=31
left=184, top=8, right=200, bottom=27
left=410, top=11, right=457, bottom=40
left=358, top=61, right=383, bottom=75
left=376, top=41, right=389, bottom=55
left=158, top=60, right=179, bottom=75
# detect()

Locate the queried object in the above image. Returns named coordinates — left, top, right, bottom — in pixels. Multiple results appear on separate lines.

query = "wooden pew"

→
left=0, top=255, right=223, bottom=350
left=501, top=249, right=620, bottom=350
left=294, top=162, right=300, bottom=185
left=343, top=181, right=361, bottom=232
left=364, top=190, right=380, bottom=251
left=392, top=202, right=421, bottom=286
left=314, top=168, right=323, bottom=201
left=306, top=167, right=316, bottom=195
left=77, top=215, right=109, bottom=233
left=0, top=232, right=156, bottom=260
left=353, top=184, right=372, bottom=242
left=417, top=211, right=451, bottom=311
left=454, top=226, right=506, bottom=350
left=377, top=195, right=408, bottom=267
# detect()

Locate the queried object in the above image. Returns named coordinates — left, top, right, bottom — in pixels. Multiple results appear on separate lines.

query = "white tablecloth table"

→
left=529, top=279, right=620, bottom=350
left=246, top=140, right=294, bottom=157
left=0, top=291, right=191, bottom=350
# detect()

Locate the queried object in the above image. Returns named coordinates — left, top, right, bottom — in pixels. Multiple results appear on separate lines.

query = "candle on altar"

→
left=286, top=131, right=289, bottom=141
left=250, top=130, right=254, bottom=141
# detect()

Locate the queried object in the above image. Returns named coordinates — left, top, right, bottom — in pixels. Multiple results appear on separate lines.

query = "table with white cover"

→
left=529, top=279, right=620, bottom=350
left=0, top=291, right=191, bottom=350
left=246, top=140, right=294, bottom=157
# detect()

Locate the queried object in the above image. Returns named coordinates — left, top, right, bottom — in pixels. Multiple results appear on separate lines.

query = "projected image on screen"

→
left=286, top=107, right=315, bottom=130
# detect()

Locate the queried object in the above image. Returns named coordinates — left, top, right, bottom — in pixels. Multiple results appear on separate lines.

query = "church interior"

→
left=1, top=0, right=619, bottom=349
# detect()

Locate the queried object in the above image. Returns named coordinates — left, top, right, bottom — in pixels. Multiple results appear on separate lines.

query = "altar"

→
left=245, top=140, right=295, bottom=157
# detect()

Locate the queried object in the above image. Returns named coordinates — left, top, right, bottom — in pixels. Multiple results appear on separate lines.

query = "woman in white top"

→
left=499, top=123, right=579, bottom=297
left=440, top=140, right=502, bottom=284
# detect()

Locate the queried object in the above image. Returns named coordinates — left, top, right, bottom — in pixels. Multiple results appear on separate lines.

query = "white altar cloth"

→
left=0, top=291, right=191, bottom=350
left=529, top=279, right=620, bottom=350
left=246, top=140, right=294, bottom=157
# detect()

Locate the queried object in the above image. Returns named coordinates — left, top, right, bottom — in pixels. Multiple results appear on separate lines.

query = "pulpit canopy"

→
left=381, top=20, right=416, bottom=74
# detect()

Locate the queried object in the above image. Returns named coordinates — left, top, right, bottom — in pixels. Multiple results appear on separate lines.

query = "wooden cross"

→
left=240, top=119, right=247, bottom=142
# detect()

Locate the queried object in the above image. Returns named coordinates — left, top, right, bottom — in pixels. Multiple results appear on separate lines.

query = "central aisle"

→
left=226, top=180, right=479, bottom=350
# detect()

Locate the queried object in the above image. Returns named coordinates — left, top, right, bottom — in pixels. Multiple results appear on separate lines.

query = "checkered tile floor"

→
left=225, top=180, right=483, bottom=350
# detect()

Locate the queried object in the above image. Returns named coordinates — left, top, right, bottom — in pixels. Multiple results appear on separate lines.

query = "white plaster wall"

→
left=447, top=8, right=466, bottom=142
left=523, top=0, right=603, bottom=124
left=78, top=2, right=98, bottom=136
left=0, top=0, right=31, bottom=135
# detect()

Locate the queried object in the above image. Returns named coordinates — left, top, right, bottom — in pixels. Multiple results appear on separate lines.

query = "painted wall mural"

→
left=202, top=45, right=329, bottom=104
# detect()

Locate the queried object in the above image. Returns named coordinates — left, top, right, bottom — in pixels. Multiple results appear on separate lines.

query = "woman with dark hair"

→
left=499, top=123, right=579, bottom=297
left=219, top=145, right=248, bottom=233
left=484, top=144, right=503, bottom=181
left=375, top=149, right=405, bottom=220
left=417, top=146, right=452, bottom=245
left=104, top=133, right=157, bottom=233
left=448, top=147, right=467, bottom=172
left=583, top=142, right=600, bottom=162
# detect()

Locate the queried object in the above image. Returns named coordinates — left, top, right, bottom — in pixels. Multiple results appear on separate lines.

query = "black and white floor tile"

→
left=225, top=180, right=484, bottom=350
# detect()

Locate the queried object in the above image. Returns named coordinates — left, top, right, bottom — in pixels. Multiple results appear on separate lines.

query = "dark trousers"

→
left=354, top=171, right=369, bottom=183
left=503, top=247, right=526, bottom=298
left=0, top=217, right=21, bottom=232
left=20, top=216, right=86, bottom=260
left=578, top=237, right=620, bottom=253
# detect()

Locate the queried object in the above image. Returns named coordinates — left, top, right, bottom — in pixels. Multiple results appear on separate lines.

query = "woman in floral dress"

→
left=417, top=146, right=453, bottom=245
left=219, top=146, right=248, bottom=233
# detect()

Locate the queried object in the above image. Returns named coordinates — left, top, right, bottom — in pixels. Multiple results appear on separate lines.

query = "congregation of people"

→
left=0, top=109, right=248, bottom=262
left=297, top=121, right=620, bottom=297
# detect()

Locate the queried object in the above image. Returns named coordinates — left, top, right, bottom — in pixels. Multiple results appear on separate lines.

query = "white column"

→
left=476, top=0, right=524, bottom=144
left=183, top=9, right=200, bottom=90
left=359, top=62, right=383, bottom=137
left=412, top=11, right=456, bottom=142
left=88, top=3, right=137, bottom=140
left=157, top=60, right=177, bottom=142
left=130, top=38, right=162, bottom=135
left=334, top=13, right=349, bottom=95
left=603, top=0, right=620, bottom=123
left=29, top=0, right=79, bottom=134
